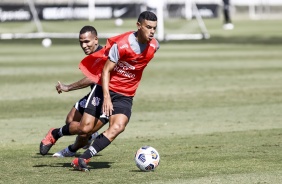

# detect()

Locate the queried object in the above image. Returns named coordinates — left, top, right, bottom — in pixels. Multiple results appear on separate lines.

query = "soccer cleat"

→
left=52, top=147, right=76, bottom=157
left=71, top=158, right=90, bottom=172
left=39, top=128, right=57, bottom=155
left=83, top=132, right=99, bottom=149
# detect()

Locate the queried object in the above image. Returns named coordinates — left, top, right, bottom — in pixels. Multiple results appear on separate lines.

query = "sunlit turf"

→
left=0, top=18, right=282, bottom=183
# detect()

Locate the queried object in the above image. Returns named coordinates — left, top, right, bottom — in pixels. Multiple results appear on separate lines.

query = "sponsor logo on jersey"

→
left=120, top=44, right=128, bottom=49
left=120, top=61, right=135, bottom=70
left=113, top=61, right=136, bottom=78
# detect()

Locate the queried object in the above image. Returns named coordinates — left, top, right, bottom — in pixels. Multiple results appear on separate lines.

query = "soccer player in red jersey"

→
left=71, top=11, right=160, bottom=171
left=39, top=26, right=108, bottom=157
left=41, top=11, right=159, bottom=171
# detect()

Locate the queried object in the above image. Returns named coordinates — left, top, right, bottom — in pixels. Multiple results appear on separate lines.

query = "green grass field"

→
left=1, top=18, right=282, bottom=183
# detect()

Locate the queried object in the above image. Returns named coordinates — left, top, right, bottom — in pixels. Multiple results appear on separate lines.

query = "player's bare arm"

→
left=56, top=77, right=93, bottom=94
left=101, top=59, right=116, bottom=116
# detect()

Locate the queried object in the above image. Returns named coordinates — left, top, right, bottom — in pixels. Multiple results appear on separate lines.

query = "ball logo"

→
left=138, top=154, right=146, bottom=163
left=141, top=146, right=150, bottom=149
left=145, top=164, right=155, bottom=171
left=151, top=151, right=158, bottom=159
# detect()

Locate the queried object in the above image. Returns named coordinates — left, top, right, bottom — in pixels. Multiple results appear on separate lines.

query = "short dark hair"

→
left=138, top=11, right=157, bottom=23
left=79, top=25, right=98, bottom=36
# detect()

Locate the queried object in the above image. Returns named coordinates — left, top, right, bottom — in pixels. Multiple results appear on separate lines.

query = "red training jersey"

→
left=79, top=31, right=158, bottom=97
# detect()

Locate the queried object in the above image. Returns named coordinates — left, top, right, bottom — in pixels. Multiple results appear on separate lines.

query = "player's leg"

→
left=75, top=84, right=104, bottom=135
left=222, top=0, right=234, bottom=30
left=53, top=85, right=105, bottom=157
left=223, top=0, right=231, bottom=23
left=82, top=118, right=108, bottom=149
left=52, top=114, right=102, bottom=157
left=63, top=117, right=102, bottom=154
left=72, top=114, right=128, bottom=171
left=40, top=94, right=86, bottom=156
left=65, top=107, right=82, bottom=124
left=72, top=117, right=109, bottom=151
left=39, top=120, right=81, bottom=155
left=66, top=94, right=88, bottom=124
left=53, top=118, right=108, bottom=157
left=103, top=114, right=128, bottom=141
left=74, top=93, right=102, bottom=148
left=71, top=91, right=133, bottom=171
left=59, top=106, right=89, bottom=155
left=40, top=86, right=101, bottom=156
left=53, top=135, right=88, bottom=158
left=41, top=112, right=98, bottom=156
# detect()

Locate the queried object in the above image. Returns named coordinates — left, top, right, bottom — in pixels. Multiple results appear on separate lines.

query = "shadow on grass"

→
left=33, top=161, right=113, bottom=170
left=130, top=169, right=154, bottom=173
left=34, top=152, right=54, bottom=157
left=34, top=152, right=103, bottom=157
left=33, top=153, right=109, bottom=170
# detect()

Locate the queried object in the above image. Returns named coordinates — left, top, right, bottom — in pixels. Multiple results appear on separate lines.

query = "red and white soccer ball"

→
left=134, top=146, right=160, bottom=172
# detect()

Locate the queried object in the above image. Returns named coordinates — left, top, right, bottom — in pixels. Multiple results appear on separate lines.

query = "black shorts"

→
left=74, top=84, right=96, bottom=114
left=84, top=84, right=133, bottom=121
left=74, top=93, right=89, bottom=115
left=73, top=84, right=109, bottom=124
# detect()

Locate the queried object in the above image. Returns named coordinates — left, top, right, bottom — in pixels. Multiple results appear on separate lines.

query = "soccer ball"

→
left=134, top=146, right=160, bottom=171
left=42, top=38, right=52, bottom=48
left=114, top=18, right=123, bottom=26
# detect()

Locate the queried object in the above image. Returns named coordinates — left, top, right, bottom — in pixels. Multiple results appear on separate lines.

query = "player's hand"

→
left=55, top=81, right=69, bottom=94
left=102, top=96, right=114, bottom=117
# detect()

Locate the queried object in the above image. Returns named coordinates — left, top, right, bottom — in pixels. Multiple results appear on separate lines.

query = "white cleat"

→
left=83, top=132, right=99, bottom=149
left=52, top=147, right=76, bottom=157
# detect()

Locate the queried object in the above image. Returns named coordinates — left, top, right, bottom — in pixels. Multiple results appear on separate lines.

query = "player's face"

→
left=79, top=32, right=98, bottom=55
left=137, top=19, right=157, bottom=43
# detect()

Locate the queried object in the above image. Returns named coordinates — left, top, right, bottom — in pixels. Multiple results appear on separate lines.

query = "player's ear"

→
left=94, top=36, right=98, bottom=45
left=136, top=22, right=141, bottom=29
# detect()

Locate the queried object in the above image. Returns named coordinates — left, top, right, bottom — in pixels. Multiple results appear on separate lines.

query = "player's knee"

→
left=78, top=124, right=93, bottom=135
left=79, top=127, right=90, bottom=135
left=111, top=122, right=126, bottom=134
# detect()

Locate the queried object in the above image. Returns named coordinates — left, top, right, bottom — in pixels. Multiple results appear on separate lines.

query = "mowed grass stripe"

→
left=0, top=18, right=282, bottom=183
left=0, top=129, right=281, bottom=184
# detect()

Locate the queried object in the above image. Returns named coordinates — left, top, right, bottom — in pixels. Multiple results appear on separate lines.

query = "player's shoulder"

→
left=110, top=31, right=133, bottom=42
